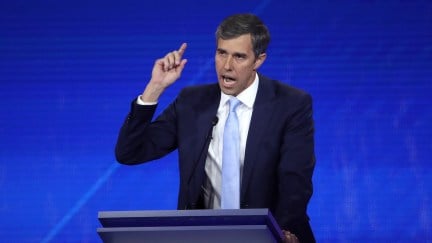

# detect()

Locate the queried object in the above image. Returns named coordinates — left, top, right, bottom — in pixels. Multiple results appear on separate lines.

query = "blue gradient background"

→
left=1, top=0, right=431, bottom=242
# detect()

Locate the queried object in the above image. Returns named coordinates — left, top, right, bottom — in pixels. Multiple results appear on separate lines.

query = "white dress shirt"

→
left=204, top=73, right=259, bottom=209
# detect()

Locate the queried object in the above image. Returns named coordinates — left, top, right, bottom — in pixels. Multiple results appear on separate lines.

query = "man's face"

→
left=215, top=34, right=266, bottom=96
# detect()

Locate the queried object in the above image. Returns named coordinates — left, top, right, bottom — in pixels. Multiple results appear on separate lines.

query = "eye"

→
left=234, top=54, right=246, bottom=60
left=217, top=49, right=227, bottom=57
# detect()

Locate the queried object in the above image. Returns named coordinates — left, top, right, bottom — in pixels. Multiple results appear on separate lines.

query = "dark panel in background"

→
left=0, top=0, right=431, bottom=242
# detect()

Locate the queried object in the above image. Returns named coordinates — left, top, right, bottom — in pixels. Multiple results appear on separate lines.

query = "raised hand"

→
left=152, top=43, right=187, bottom=86
left=141, top=43, right=188, bottom=102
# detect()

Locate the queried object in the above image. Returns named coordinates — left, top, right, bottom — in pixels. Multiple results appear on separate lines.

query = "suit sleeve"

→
left=276, top=93, right=316, bottom=243
left=115, top=98, right=178, bottom=164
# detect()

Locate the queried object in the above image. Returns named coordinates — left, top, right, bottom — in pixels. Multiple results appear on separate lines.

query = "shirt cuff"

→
left=136, top=95, right=158, bottom=106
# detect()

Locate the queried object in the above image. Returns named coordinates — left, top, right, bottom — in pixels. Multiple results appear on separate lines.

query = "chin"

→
left=221, top=89, right=238, bottom=96
left=218, top=82, right=239, bottom=96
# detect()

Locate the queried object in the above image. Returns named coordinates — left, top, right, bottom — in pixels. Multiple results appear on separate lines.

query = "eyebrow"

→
left=217, top=48, right=247, bottom=57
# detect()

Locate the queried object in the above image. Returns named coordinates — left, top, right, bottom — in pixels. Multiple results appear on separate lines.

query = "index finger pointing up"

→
left=178, top=43, right=187, bottom=55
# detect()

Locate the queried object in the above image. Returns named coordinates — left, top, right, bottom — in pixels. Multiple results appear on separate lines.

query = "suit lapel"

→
left=241, top=75, right=276, bottom=199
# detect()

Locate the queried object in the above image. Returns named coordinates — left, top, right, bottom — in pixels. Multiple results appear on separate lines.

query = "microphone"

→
left=212, top=116, right=219, bottom=126
left=210, top=116, right=219, bottom=138
left=192, top=116, right=219, bottom=171
left=201, top=116, right=218, bottom=159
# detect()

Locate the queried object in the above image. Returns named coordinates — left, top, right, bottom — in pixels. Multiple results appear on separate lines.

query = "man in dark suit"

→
left=115, top=13, right=316, bottom=243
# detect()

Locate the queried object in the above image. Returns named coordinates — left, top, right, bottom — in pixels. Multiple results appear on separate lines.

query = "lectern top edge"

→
left=98, top=208, right=271, bottom=219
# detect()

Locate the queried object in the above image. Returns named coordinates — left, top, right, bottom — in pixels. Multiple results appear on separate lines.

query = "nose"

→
left=223, top=56, right=233, bottom=70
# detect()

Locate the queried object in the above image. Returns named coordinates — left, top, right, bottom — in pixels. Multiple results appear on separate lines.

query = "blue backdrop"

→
left=1, top=0, right=431, bottom=242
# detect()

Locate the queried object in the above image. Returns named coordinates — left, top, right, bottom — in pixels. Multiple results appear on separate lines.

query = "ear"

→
left=253, top=53, right=267, bottom=70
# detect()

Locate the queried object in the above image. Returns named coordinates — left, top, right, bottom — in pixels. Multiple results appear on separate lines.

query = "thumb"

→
left=177, top=59, right=188, bottom=73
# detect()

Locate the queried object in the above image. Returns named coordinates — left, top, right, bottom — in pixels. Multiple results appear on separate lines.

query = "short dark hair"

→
left=215, top=13, right=271, bottom=58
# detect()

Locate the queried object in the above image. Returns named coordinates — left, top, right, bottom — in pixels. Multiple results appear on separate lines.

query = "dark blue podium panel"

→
left=98, top=225, right=277, bottom=243
left=97, top=209, right=284, bottom=243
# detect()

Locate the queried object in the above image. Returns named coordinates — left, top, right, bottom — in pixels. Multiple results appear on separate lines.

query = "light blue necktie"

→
left=221, top=98, right=241, bottom=209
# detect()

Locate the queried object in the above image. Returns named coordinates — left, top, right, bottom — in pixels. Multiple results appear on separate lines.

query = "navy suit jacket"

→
left=115, top=74, right=316, bottom=242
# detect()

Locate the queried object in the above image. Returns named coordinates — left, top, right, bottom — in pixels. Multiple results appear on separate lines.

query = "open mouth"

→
left=222, top=75, right=236, bottom=84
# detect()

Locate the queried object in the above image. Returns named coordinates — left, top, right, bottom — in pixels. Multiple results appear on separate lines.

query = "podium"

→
left=97, top=208, right=284, bottom=243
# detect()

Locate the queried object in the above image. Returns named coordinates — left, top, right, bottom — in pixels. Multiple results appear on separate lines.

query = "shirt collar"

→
left=220, top=73, right=259, bottom=109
